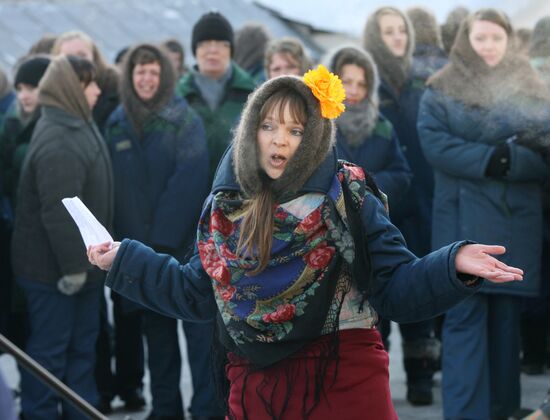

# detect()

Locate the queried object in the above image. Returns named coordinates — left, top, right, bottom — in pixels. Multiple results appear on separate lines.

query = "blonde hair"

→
left=52, top=31, right=109, bottom=75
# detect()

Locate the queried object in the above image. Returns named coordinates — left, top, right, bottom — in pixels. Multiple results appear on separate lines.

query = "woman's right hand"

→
left=87, top=241, right=120, bottom=271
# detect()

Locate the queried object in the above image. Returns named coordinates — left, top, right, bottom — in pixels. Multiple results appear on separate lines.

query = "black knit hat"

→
left=15, top=56, right=51, bottom=87
left=191, top=12, right=234, bottom=56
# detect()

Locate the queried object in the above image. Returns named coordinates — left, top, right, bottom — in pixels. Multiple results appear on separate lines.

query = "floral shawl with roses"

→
left=197, top=162, right=378, bottom=368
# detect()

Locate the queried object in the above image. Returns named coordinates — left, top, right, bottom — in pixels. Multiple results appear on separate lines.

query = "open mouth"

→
left=270, top=154, right=287, bottom=168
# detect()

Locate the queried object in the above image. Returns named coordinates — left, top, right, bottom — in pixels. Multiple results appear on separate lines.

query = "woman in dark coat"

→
left=88, top=67, right=523, bottom=419
left=418, top=9, right=550, bottom=419
left=11, top=55, right=113, bottom=419
left=105, top=43, right=218, bottom=419
left=363, top=7, right=439, bottom=405
left=328, top=46, right=411, bottom=212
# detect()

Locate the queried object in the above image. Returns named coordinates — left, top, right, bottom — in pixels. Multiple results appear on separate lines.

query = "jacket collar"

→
left=212, top=145, right=337, bottom=196
left=179, top=62, right=256, bottom=98
left=41, top=105, right=86, bottom=128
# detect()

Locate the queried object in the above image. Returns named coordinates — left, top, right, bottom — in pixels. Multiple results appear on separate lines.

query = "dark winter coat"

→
left=11, top=105, right=113, bottom=283
left=93, top=67, right=120, bottom=134
left=379, top=78, right=434, bottom=256
left=418, top=87, right=550, bottom=297
left=411, top=45, right=448, bottom=82
left=105, top=96, right=209, bottom=257
left=176, top=62, right=256, bottom=182
left=336, top=116, right=411, bottom=211
left=0, top=91, right=15, bottom=132
left=104, top=147, right=482, bottom=327
left=0, top=104, right=39, bottom=206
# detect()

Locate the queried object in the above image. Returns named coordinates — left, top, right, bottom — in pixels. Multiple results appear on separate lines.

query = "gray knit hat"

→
left=232, top=76, right=335, bottom=198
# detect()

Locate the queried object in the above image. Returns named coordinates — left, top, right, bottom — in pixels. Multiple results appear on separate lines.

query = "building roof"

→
left=0, top=0, right=327, bottom=72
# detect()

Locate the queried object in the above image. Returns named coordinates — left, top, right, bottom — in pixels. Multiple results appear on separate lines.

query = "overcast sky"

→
left=253, top=0, right=524, bottom=35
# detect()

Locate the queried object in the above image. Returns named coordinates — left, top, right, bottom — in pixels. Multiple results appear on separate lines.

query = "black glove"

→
left=485, top=143, right=510, bottom=178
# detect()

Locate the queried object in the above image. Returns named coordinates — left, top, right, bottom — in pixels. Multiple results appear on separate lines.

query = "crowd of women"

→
left=0, top=4, right=549, bottom=420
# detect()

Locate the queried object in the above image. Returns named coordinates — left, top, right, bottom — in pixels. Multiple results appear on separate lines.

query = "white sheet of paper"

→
left=62, top=196, right=113, bottom=248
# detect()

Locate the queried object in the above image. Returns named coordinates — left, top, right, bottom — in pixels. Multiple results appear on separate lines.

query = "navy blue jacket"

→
left=105, top=148, right=481, bottom=326
left=418, top=87, right=550, bottom=297
left=105, top=96, right=209, bottom=257
left=336, top=115, right=411, bottom=213
left=379, top=78, right=434, bottom=256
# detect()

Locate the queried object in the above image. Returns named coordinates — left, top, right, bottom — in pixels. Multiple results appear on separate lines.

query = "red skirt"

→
left=226, top=328, right=397, bottom=420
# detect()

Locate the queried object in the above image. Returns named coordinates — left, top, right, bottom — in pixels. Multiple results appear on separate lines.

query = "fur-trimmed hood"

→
left=120, top=43, right=176, bottom=135
left=428, top=17, right=550, bottom=109
left=363, top=7, right=415, bottom=94
left=324, top=45, right=380, bottom=141
left=407, top=7, right=443, bottom=49
left=232, top=75, right=335, bottom=199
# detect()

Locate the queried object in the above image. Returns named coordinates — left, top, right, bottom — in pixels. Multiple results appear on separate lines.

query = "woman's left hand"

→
left=455, top=244, right=523, bottom=283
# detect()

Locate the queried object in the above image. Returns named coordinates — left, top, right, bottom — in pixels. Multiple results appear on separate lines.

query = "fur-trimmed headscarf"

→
left=38, top=56, right=93, bottom=122
left=120, top=43, right=175, bottom=135
left=363, top=7, right=415, bottom=95
left=325, top=46, right=380, bottom=145
left=530, top=16, right=550, bottom=59
left=407, top=7, right=443, bottom=49
left=428, top=9, right=549, bottom=109
left=0, top=68, right=11, bottom=99
left=232, top=75, right=334, bottom=199
left=234, top=23, right=271, bottom=73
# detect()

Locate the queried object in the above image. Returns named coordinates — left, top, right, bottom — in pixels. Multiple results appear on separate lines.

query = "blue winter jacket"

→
left=418, top=87, right=550, bottom=297
left=105, top=147, right=482, bottom=325
left=379, top=78, right=434, bottom=256
left=105, top=96, right=209, bottom=257
left=336, top=115, right=412, bottom=213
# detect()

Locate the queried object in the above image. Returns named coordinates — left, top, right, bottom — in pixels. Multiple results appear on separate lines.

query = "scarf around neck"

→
left=428, top=21, right=549, bottom=109
left=198, top=162, right=370, bottom=368
left=336, top=99, right=377, bottom=146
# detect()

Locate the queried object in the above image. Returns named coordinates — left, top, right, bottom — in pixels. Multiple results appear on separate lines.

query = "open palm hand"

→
left=455, top=244, right=523, bottom=283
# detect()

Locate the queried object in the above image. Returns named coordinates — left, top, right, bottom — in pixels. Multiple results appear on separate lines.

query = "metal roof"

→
left=0, top=0, right=324, bottom=73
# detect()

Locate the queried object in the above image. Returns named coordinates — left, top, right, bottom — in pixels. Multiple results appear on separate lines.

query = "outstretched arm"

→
left=362, top=193, right=522, bottom=323
left=88, top=240, right=217, bottom=322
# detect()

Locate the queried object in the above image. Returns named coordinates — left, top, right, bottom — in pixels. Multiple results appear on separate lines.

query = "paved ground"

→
left=1, top=321, right=548, bottom=419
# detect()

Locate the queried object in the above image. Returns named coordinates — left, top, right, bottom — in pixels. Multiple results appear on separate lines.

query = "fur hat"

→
left=192, top=12, right=234, bottom=56
left=530, top=16, right=550, bottom=59
left=407, top=7, right=442, bottom=49
left=325, top=45, right=380, bottom=141
left=120, top=43, right=176, bottom=134
left=363, top=7, right=415, bottom=94
left=232, top=76, right=335, bottom=198
left=234, top=23, right=271, bottom=72
left=15, top=56, right=51, bottom=88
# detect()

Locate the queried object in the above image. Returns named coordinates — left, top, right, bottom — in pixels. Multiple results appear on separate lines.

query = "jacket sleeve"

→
left=106, top=239, right=217, bottom=322
left=149, top=112, right=210, bottom=249
left=371, top=129, right=412, bottom=204
left=363, top=192, right=481, bottom=323
left=34, top=134, right=90, bottom=276
left=507, top=142, right=550, bottom=182
left=417, top=88, right=495, bottom=180
left=418, top=88, right=550, bottom=182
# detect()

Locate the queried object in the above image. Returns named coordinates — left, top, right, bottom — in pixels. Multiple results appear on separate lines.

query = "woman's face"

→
left=257, top=102, right=304, bottom=180
left=83, top=81, right=101, bottom=109
left=469, top=20, right=508, bottom=67
left=132, top=61, right=161, bottom=101
left=340, top=64, right=368, bottom=106
left=268, top=53, right=301, bottom=79
left=379, top=13, right=408, bottom=57
left=58, top=38, right=94, bottom=62
left=16, top=83, right=39, bottom=114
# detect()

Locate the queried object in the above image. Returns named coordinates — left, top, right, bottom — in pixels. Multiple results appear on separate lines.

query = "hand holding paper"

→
left=88, top=241, right=120, bottom=271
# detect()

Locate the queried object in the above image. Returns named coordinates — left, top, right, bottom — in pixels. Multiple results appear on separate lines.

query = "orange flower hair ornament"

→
left=303, top=64, right=346, bottom=119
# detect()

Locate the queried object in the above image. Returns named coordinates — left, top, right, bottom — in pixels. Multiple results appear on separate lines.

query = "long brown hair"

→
left=237, top=88, right=307, bottom=275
